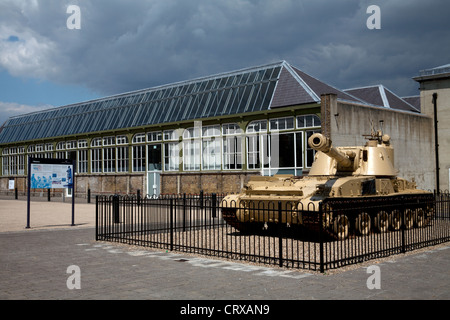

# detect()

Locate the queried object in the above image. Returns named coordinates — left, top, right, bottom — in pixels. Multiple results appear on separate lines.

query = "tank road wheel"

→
left=355, top=212, right=371, bottom=236
left=414, top=208, right=426, bottom=228
left=321, top=204, right=333, bottom=229
left=374, top=211, right=389, bottom=233
left=424, top=205, right=434, bottom=226
left=404, top=209, right=414, bottom=230
left=322, top=211, right=333, bottom=230
left=222, top=208, right=248, bottom=232
left=389, top=210, right=402, bottom=231
left=333, top=215, right=349, bottom=240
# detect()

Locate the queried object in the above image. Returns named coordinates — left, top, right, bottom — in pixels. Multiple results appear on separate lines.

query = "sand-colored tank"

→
left=221, top=130, right=434, bottom=239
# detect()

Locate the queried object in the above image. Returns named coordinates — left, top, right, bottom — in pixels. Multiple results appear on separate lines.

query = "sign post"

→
left=26, top=157, right=76, bottom=229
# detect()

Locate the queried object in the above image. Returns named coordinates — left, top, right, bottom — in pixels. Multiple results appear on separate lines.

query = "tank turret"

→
left=308, top=131, right=397, bottom=177
left=221, top=128, right=434, bottom=239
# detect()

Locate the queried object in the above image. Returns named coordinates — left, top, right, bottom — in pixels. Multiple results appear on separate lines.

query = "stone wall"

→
left=160, top=172, right=259, bottom=195
left=0, top=173, right=145, bottom=197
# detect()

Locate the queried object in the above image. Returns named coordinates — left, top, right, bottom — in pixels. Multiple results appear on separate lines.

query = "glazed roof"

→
left=0, top=61, right=418, bottom=144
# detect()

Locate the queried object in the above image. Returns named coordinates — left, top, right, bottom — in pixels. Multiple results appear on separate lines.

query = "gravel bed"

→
left=98, top=219, right=450, bottom=273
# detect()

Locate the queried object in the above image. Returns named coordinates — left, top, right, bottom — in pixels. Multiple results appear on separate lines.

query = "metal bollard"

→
left=113, top=195, right=120, bottom=223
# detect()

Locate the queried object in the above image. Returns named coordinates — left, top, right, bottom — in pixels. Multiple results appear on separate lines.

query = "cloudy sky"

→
left=0, top=0, right=449, bottom=125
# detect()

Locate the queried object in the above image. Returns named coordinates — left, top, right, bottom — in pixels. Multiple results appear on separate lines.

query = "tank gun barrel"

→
left=308, top=133, right=353, bottom=168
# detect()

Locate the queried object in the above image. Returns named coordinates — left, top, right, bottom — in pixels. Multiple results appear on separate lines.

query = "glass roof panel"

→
left=0, top=61, right=289, bottom=144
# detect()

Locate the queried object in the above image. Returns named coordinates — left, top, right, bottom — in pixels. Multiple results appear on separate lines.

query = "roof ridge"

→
left=378, top=84, right=390, bottom=108
left=282, top=62, right=320, bottom=102
left=382, top=85, right=421, bottom=112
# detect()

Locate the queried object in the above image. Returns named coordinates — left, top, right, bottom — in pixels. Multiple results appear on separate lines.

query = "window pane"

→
left=223, top=136, right=242, bottom=170
left=133, top=145, right=146, bottom=172
left=103, top=147, right=116, bottom=172
left=247, top=135, right=260, bottom=169
left=117, top=146, right=129, bottom=172
left=202, top=138, right=221, bottom=170
left=183, top=140, right=200, bottom=171
left=296, top=132, right=303, bottom=168
left=280, top=134, right=295, bottom=167
left=164, top=143, right=179, bottom=171
left=91, top=149, right=102, bottom=173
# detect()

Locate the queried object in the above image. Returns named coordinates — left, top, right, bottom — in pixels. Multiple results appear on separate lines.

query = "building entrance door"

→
left=147, top=144, right=162, bottom=197
left=147, top=171, right=161, bottom=197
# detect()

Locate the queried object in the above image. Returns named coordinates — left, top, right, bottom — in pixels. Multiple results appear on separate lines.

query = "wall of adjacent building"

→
left=417, top=77, right=450, bottom=191
left=321, top=94, right=435, bottom=191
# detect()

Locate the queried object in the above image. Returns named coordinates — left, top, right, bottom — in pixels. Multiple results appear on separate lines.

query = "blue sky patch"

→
left=7, top=35, right=20, bottom=42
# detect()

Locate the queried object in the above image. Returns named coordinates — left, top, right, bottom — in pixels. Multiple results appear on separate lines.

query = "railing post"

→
left=401, top=197, right=406, bottom=253
left=278, top=201, right=283, bottom=268
left=212, top=193, right=217, bottom=218
left=87, top=189, right=91, bottom=203
left=319, top=202, right=325, bottom=273
left=170, top=198, right=174, bottom=251
left=95, top=195, right=99, bottom=241
left=183, top=193, right=186, bottom=232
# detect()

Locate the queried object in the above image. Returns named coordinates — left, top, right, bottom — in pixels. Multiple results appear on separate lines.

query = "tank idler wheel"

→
left=389, top=210, right=402, bottom=231
left=374, top=211, right=389, bottom=233
left=355, top=212, right=371, bottom=236
left=404, top=209, right=414, bottom=230
left=333, top=215, right=349, bottom=240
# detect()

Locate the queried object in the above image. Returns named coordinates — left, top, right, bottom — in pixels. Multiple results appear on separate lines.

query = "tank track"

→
left=222, top=193, right=434, bottom=240
left=321, top=193, right=435, bottom=239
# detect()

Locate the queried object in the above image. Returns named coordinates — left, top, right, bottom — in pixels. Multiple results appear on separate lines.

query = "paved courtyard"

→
left=0, top=198, right=448, bottom=309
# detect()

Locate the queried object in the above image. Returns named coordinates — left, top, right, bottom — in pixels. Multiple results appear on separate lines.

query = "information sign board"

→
left=30, top=162, right=73, bottom=189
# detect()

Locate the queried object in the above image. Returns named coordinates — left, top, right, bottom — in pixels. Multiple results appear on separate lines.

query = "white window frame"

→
left=222, top=123, right=243, bottom=170
left=147, top=131, right=162, bottom=142
left=183, top=127, right=201, bottom=171
left=269, top=117, right=294, bottom=131
left=164, top=142, right=179, bottom=171
left=103, top=147, right=115, bottom=173
left=91, top=148, right=102, bottom=173
left=116, top=145, right=129, bottom=172
left=132, top=144, right=146, bottom=172
left=77, top=149, right=88, bottom=173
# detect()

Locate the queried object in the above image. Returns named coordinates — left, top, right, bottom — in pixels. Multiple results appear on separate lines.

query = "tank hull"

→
left=221, top=176, right=434, bottom=239
left=221, top=131, right=434, bottom=239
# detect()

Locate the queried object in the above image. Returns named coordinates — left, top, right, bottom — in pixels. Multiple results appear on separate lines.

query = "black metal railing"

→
left=96, top=192, right=450, bottom=272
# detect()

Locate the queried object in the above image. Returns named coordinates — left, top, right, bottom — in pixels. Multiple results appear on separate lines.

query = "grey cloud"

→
left=0, top=0, right=449, bottom=102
